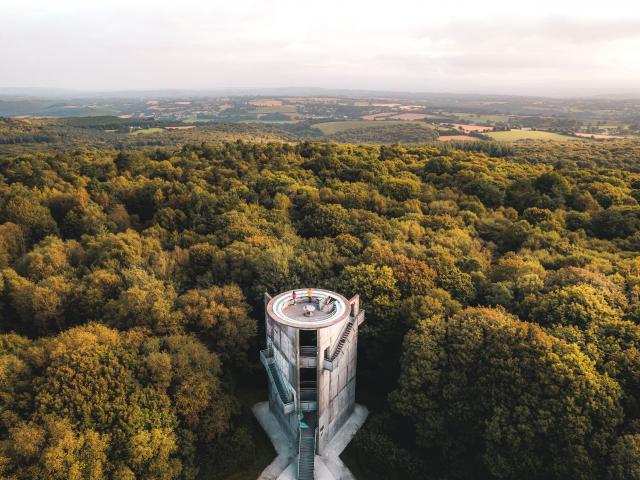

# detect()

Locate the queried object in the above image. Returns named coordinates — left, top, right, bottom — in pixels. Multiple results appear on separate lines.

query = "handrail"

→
left=296, top=427, right=317, bottom=479
left=314, top=427, right=318, bottom=455
left=326, top=316, right=356, bottom=361
left=260, top=348, right=296, bottom=412
left=297, top=429, right=302, bottom=480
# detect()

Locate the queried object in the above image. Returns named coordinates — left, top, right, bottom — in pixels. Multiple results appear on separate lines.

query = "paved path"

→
left=317, top=404, right=368, bottom=480
left=253, top=402, right=295, bottom=480
left=253, top=402, right=368, bottom=480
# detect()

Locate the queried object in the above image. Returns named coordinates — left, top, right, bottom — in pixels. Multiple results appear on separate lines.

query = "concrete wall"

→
left=316, top=303, right=361, bottom=454
left=265, top=309, right=299, bottom=440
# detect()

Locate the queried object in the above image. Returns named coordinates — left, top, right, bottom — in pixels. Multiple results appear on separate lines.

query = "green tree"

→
left=3, top=196, right=58, bottom=243
left=391, top=307, right=623, bottom=479
left=176, top=285, right=255, bottom=362
left=609, top=435, right=640, bottom=480
left=529, top=284, right=622, bottom=327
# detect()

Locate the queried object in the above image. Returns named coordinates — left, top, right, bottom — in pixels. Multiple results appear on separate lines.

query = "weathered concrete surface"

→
left=255, top=402, right=368, bottom=480
left=317, top=404, right=368, bottom=480
left=253, top=402, right=296, bottom=480
left=276, top=463, right=296, bottom=480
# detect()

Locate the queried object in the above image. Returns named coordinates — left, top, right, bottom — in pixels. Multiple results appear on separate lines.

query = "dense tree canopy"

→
left=391, top=308, right=622, bottom=480
left=0, top=324, right=233, bottom=479
left=0, top=139, right=639, bottom=479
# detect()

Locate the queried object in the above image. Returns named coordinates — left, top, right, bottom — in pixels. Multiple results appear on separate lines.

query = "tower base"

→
left=253, top=402, right=368, bottom=480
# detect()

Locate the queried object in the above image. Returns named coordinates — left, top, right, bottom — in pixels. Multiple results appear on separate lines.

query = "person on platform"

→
left=307, top=289, right=313, bottom=303
left=292, top=290, right=297, bottom=305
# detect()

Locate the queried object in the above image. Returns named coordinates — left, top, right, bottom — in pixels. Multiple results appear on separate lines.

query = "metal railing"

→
left=260, top=348, right=296, bottom=414
left=300, top=345, right=317, bottom=357
left=300, top=386, right=317, bottom=411
left=323, top=316, right=358, bottom=371
left=297, top=430, right=302, bottom=480
left=299, top=380, right=317, bottom=411
left=296, top=427, right=316, bottom=480
left=300, top=388, right=316, bottom=401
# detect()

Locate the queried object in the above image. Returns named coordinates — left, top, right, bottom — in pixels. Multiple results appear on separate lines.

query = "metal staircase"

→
left=267, top=362, right=290, bottom=404
left=260, top=349, right=295, bottom=413
left=330, top=320, right=354, bottom=361
left=297, top=428, right=316, bottom=480
left=323, top=317, right=357, bottom=371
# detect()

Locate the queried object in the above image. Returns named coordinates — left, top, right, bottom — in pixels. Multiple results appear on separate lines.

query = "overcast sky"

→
left=2, top=0, right=640, bottom=96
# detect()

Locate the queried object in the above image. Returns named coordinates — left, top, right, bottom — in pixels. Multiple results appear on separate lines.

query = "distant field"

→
left=450, top=123, right=493, bottom=133
left=239, top=119, right=300, bottom=124
left=450, top=112, right=511, bottom=123
left=248, top=99, right=283, bottom=107
left=360, top=112, right=395, bottom=121
left=574, top=132, right=626, bottom=140
left=486, top=130, right=583, bottom=141
left=182, top=117, right=216, bottom=123
left=128, top=127, right=164, bottom=136
left=390, top=113, right=431, bottom=120
left=312, top=120, right=431, bottom=135
left=250, top=105, right=297, bottom=114
left=438, top=135, right=478, bottom=142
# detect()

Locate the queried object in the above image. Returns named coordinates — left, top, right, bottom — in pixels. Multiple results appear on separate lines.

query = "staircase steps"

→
left=267, top=363, right=290, bottom=404
left=330, top=321, right=354, bottom=361
left=297, top=429, right=315, bottom=480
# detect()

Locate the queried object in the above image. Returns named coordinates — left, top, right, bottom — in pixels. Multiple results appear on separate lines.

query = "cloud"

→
left=1, top=0, right=639, bottom=94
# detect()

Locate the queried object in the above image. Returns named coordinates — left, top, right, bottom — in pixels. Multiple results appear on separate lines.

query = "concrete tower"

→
left=261, top=288, right=364, bottom=479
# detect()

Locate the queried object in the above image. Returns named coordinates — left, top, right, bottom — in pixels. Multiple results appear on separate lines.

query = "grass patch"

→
left=182, top=117, right=218, bottom=123
left=486, top=130, right=584, bottom=141
left=312, top=120, right=432, bottom=135
left=128, top=127, right=164, bottom=136
left=449, top=112, right=511, bottom=123
left=239, top=120, right=300, bottom=124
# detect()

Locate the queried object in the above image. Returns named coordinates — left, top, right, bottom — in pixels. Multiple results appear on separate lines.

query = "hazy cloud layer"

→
left=2, top=0, right=640, bottom=95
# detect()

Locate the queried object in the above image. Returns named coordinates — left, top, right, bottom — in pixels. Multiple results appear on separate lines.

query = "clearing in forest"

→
left=449, top=112, right=511, bottom=123
left=438, top=135, right=478, bottom=141
left=312, top=120, right=432, bottom=135
left=390, top=113, right=431, bottom=120
left=486, top=130, right=584, bottom=141
left=128, top=127, right=164, bottom=136
left=574, top=132, right=626, bottom=139
left=450, top=123, right=493, bottom=133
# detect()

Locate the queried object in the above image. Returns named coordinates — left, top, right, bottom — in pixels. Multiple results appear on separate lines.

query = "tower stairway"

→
left=297, top=428, right=315, bottom=480
left=267, top=362, right=290, bottom=404
left=330, top=320, right=354, bottom=361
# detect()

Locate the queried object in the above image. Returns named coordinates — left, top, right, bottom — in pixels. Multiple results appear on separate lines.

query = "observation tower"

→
left=260, top=288, right=364, bottom=480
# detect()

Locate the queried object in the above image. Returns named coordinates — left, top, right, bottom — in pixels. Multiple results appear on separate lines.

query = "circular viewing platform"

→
left=266, top=288, right=349, bottom=329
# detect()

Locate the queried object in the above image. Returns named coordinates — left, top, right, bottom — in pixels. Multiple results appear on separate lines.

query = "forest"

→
left=1, top=138, right=640, bottom=480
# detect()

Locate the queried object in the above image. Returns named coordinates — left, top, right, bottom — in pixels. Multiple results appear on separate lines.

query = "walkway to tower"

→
left=253, top=402, right=368, bottom=480
left=297, top=426, right=315, bottom=480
